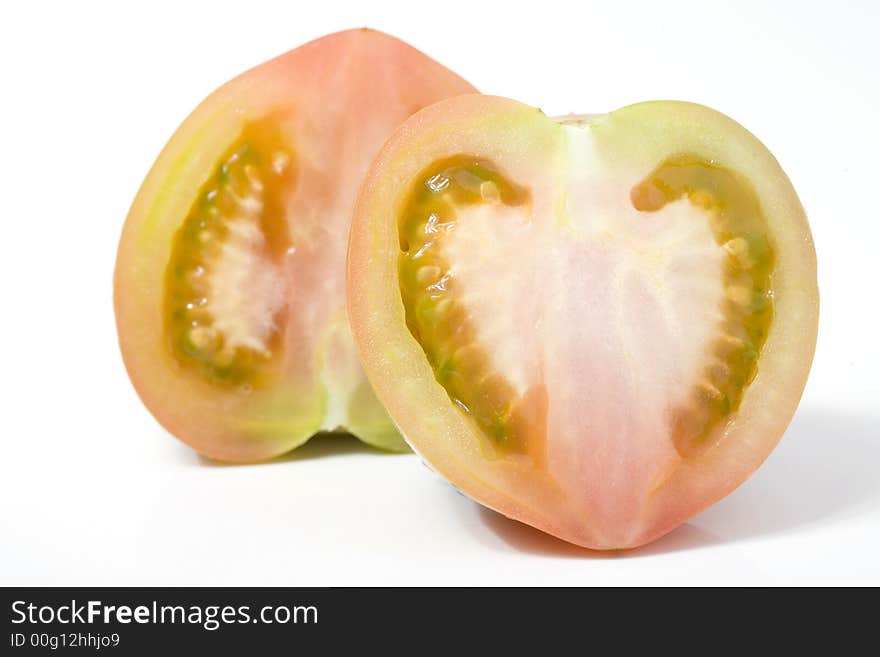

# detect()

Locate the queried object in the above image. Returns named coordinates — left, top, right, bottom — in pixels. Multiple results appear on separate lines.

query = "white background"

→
left=1, top=0, right=878, bottom=585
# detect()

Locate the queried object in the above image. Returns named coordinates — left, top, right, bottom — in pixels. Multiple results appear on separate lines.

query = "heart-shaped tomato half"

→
left=114, top=30, right=475, bottom=461
left=348, top=95, right=818, bottom=549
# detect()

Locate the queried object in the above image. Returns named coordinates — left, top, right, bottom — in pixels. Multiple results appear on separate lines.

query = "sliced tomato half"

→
left=348, top=95, right=818, bottom=549
left=114, top=30, right=476, bottom=461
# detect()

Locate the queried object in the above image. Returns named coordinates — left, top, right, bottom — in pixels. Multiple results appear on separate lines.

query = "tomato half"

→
left=114, top=29, right=476, bottom=462
left=348, top=95, right=818, bottom=549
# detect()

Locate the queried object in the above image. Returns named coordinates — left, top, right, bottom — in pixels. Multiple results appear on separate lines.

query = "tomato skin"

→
left=115, top=30, right=476, bottom=462
left=348, top=94, right=818, bottom=549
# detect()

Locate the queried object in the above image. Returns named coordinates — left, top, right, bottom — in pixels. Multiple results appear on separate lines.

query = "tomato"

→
left=348, top=95, right=818, bottom=549
left=114, top=29, right=476, bottom=462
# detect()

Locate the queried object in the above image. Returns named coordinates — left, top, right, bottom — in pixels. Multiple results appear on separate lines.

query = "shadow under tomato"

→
left=479, top=405, right=880, bottom=556
left=693, top=405, right=880, bottom=542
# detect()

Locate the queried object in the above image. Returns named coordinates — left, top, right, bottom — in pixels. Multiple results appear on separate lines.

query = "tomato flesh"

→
left=115, top=30, right=475, bottom=461
left=349, top=95, right=818, bottom=549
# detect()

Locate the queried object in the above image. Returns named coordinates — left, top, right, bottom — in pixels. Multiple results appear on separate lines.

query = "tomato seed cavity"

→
left=631, top=156, right=776, bottom=457
left=398, top=157, right=547, bottom=465
left=164, top=118, right=296, bottom=387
